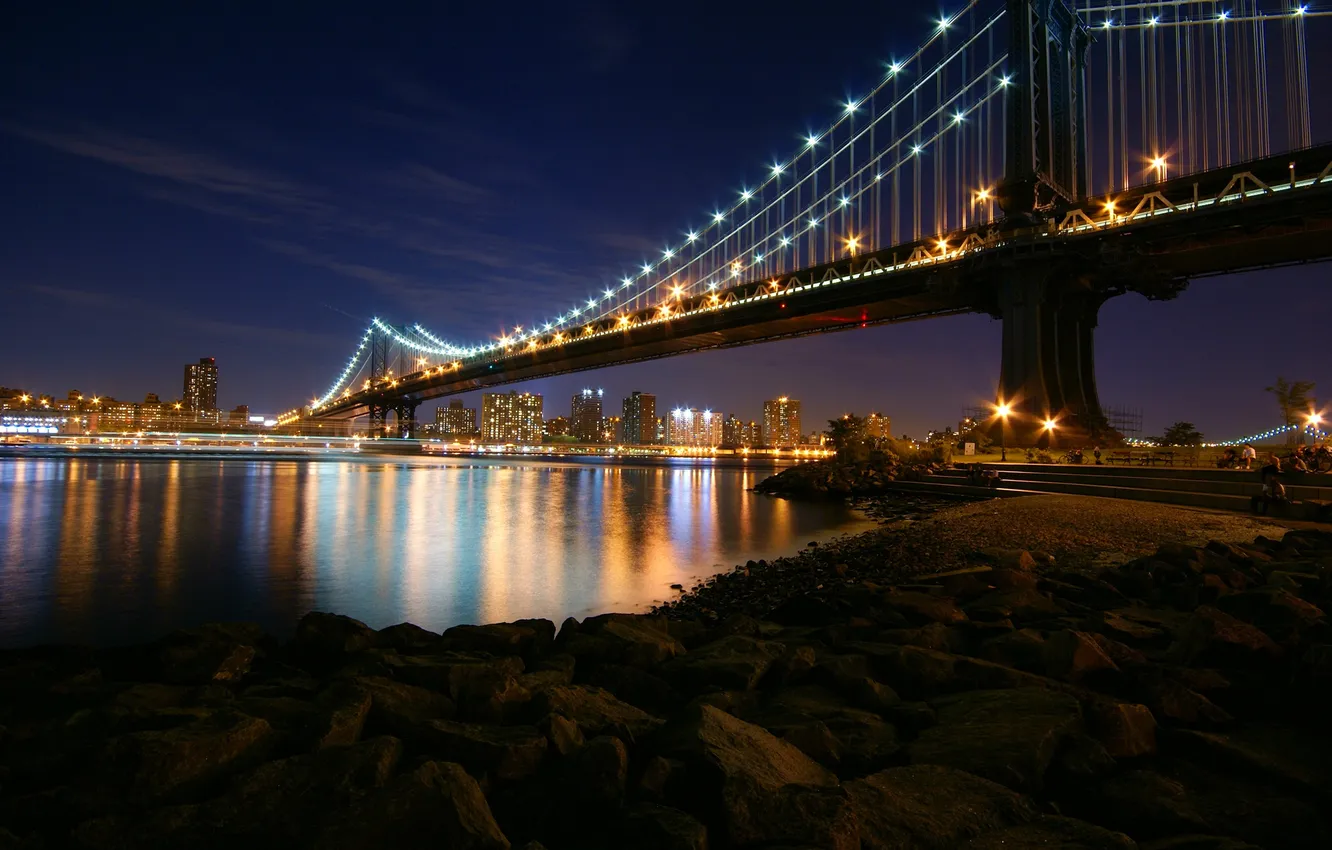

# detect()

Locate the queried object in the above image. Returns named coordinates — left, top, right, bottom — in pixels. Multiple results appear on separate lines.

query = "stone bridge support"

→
left=994, top=270, right=1115, bottom=446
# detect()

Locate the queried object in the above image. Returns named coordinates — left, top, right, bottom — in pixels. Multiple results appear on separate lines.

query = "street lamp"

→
left=995, top=402, right=1012, bottom=461
left=1307, top=411, right=1324, bottom=443
left=1043, top=418, right=1057, bottom=452
left=1150, top=155, right=1168, bottom=182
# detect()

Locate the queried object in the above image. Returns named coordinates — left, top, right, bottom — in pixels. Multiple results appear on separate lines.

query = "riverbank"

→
left=2, top=498, right=1328, bottom=848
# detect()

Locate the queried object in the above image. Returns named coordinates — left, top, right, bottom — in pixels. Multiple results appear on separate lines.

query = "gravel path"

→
left=653, top=494, right=1290, bottom=621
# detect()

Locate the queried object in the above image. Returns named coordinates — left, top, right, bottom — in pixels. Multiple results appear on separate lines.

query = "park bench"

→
left=1108, top=451, right=1133, bottom=464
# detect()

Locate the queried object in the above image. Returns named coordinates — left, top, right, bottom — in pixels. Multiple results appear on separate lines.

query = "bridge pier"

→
left=393, top=401, right=418, bottom=440
left=995, top=270, right=1116, bottom=447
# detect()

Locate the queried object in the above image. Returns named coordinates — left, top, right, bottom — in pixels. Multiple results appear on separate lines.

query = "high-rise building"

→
left=481, top=391, right=543, bottom=444
left=763, top=397, right=802, bottom=448
left=722, top=414, right=749, bottom=447
left=621, top=391, right=657, bottom=445
left=183, top=357, right=218, bottom=415
left=669, top=408, right=722, bottom=447
left=436, top=399, right=478, bottom=436
left=865, top=412, right=892, bottom=441
left=571, top=388, right=604, bottom=442
left=544, top=416, right=570, bottom=437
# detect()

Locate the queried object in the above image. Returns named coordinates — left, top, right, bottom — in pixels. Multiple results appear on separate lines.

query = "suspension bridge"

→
left=280, top=0, right=1332, bottom=442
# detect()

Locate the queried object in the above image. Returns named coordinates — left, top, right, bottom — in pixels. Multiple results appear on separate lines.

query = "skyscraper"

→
left=436, top=399, right=478, bottom=436
left=481, top=391, right=543, bottom=444
left=722, top=414, right=745, bottom=447
left=865, top=412, right=892, bottom=441
left=669, top=408, right=721, bottom=447
left=763, top=396, right=801, bottom=447
left=570, top=388, right=604, bottom=442
left=183, top=357, right=217, bottom=414
left=621, top=391, right=657, bottom=445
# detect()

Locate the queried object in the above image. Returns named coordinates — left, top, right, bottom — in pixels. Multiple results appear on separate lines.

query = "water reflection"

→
left=0, top=455, right=870, bottom=646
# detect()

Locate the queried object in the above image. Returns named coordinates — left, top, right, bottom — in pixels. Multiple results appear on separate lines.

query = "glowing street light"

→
left=995, top=401, right=1012, bottom=462
left=845, top=235, right=860, bottom=255
left=771, top=163, right=784, bottom=176
left=1043, top=417, right=1058, bottom=450
left=1150, top=155, right=1168, bottom=181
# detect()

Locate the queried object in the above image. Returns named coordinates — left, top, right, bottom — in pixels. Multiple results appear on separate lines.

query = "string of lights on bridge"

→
left=288, top=1, right=1328, bottom=423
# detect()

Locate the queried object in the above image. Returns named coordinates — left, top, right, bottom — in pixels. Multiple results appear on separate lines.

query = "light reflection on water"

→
left=0, top=455, right=870, bottom=646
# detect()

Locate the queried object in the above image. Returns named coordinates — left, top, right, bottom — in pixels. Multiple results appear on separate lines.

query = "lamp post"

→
left=996, top=402, right=1012, bottom=462
left=1043, top=418, right=1057, bottom=453
left=1308, top=412, right=1324, bottom=445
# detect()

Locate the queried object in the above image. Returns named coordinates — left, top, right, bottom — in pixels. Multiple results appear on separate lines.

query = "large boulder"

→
left=382, top=653, right=527, bottom=722
left=97, top=709, right=273, bottom=803
left=882, top=591, right=967, bottom=626
left=125, top=623, right=261, bottom=685
left=558, top=615, right=684, bottom=669
left=293, top=613, right=378, bottom=664
left=654, top=704, right=845, bottom=847
left=1169, top=606, right=1283, bottom=668
left=316, top=760, right=511, bottom=849
left=844, top=765, right=1037, bottom=848
left=615, top=804, right=708, bottom=850
left=531, top=685, right=663, bottom=742
left=353, top=676, right=455, bottom=738
left=1043, top=630, right=1121, bottom=686
left=966, top=816, right=1136, bottom=849
left=661, top=635, right=786, bottom=692
left=441, top=620, right=555, bottom=659
left=306, top=680, right=373, bottom=749
left=906, top=688, right=1082, bottom=793
left=415, top=720, right=547, bottom=781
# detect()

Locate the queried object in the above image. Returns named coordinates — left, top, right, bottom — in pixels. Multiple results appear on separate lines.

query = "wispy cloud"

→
left=256, top=239, right=442, bottom=301
left=27, top=284, right=341, bottom=347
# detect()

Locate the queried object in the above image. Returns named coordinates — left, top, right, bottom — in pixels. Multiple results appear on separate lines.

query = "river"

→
left=0, top=452, right=871, bottom=647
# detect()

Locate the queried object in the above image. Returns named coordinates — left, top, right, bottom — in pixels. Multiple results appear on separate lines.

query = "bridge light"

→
left=780, top=236, right=791, bottom=247
left=603, top=289, right=614, bottom=300
left=845, top=236, right=860, bottom=254
left=687, top=231, right=698, bottom=242
left=1218, top=10, right=1229, bottom=20
left=740, top=188, right=752, bottom=201
left=618, top=315, right=631, bottom=326
left=938, top=15, right=951, bottom=30
left=808, top=216, right=819, bottom=227
left=713, top=211, right=725, bottom=223
left=1148, top=16, right=1158, bottom=26
left=1296, top=5, right=1308, bottom=15
left=999, top=75, right=1011, bottom=87
left=670, top=284, right=684, bottom=299
left=641, top=263, right=652, bottom=274
left=806, top=134, right=819, bottom=148
left=452, top=361, right=460, bottom=368
left=754, top=252, right=764, bottom=261
left=844, top=99, right=858, bottom=114
left=911, top=144, right=923, bottom=156
left=937, top=239, right=949, bottom=252
left=707, top=280, right=717, bottom=290
left=974, top=187, right=992, bottom=202
left=584, top=325, right=594, bottom=334
left=995, top=402, right=1012, bottom=418
left=663, top=248, right=674, bottom=259
left=527, top=340, right=538, bottom=350
left=771, top=163, right=784, bottom=176
left=953, top=111, right=965, bottom=124
left=1103, top=19, right=1113, bottom=28
left=658, top=304, right=671, bottom=318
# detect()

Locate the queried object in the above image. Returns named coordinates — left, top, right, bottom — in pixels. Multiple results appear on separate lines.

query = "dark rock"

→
left=383, top=652, right=527, bottom=722
left=763, top=644, right=817, bottom=687
left=1168, top=725, right=1332, bottom=805
left=662, top=635, right=786, bottom=692
left=883, top=590, right=967, bottom=625
left=442, top=620, right=555, bottom=660
left=1212, top=588, right=1325, bottom=645
left=843, top=642, right=1057, bottom=699
left=966, top=816, right=1136, bottom=849
left=539, top=712, right=584, bottom=757
left=654, top=704, right=837, bottom=846
left=880, top=622, right=966, bottom=654
left=906, top=687, right=1082, bottom=793
left=617, top=804, right=708, bottom=850
left=767, top=595, right=845, bottom=627
left=417, top=720, right=547, bottom=782
left=375, top=622, right=441, bottom=653
left=1043, top=629, right=1120, bottom=685
left=635, top=755, right=685, bottom=802
left=317, top=760, right=511, bottom=849
left=306, top=680, right=373, bottom=749
left=1169, top=606, right=1283, bottom=667
left=1049, top=733, right=1118, bottom=784
left=754, top=686, right=900, bottom=775
left=293, top=613, right=377, bottom=662
left=781, top=720, right=843, bottom=768
left=1140, top=837, right=1263, bottom=850
left=354, top=676, right=456, bottom=737
left=97, top=708, right=273, bottom=803
left=569, top=735, right=629, bottom=807
left=976, top=548, right=1040, bottom=571
left=580, top=663, right=680, bottom=716
left=532, top=685, right=664, bottom=742
left=966, top=588, right=1068, bottom=624
left=561, top=614, right=685, bottom=668
left=845, top=764, right=1037, bottom=848
left=1084, top=699, right=1157, bottom=758
left=978, top=628, right=1048, bottom=673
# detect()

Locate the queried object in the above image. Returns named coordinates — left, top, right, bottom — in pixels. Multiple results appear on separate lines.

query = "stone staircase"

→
left=882, top=463, right=1332, bottom=517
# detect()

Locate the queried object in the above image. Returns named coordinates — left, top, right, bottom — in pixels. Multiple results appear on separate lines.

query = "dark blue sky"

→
left=2, top=0, right=1327, bottom=441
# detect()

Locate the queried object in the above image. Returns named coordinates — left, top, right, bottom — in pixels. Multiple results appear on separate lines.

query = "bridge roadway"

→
left=309, top=143, right=1332, bottom=423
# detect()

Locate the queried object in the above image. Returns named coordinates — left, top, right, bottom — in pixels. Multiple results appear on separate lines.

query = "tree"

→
left=1152, top=421, right=1204, bottom=446
left=826, top=415, right=871, bottom=463
left=1265, top=377, right=1316, bottom=431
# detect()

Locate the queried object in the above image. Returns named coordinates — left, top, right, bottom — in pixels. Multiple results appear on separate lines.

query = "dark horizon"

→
left=3, top=1, right=1328, bottom=443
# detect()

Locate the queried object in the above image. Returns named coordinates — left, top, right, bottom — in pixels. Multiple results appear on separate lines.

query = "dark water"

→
left=0, top=453, right=870, bottom=647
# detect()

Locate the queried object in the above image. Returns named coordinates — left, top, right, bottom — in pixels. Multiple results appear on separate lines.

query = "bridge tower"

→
left=366, top=323, right=390, bottom=437
left=993, top=0, right=1112, bottom=444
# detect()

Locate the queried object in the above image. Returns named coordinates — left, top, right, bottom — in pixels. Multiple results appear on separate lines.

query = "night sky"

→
left=3, top=1, right=1327, bottom=442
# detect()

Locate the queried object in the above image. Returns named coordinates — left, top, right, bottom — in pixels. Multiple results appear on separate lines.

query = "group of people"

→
left=1220, top=442, right=1330, bottom=473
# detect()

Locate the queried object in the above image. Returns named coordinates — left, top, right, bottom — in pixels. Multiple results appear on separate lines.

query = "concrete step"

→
left=937, top=468, right=1332, bottom=501
left=974, top=461, right=1332, bottom=488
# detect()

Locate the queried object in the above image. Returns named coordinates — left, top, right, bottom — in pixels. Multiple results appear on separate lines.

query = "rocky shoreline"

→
left=2, top=517, right=1329, bottom=848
